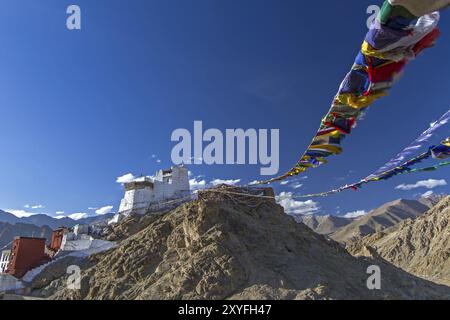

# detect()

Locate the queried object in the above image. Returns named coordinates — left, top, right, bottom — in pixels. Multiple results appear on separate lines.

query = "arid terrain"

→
left=347, top=196, right=450, bottom=287
left=26, top=188, right=450, bottom=300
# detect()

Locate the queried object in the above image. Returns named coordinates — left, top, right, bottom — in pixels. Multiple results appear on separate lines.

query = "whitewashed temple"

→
left=116, top=165, right=190, bottom=217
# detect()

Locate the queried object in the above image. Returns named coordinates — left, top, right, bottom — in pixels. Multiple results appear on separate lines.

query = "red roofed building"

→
left=6, top=237, right=50, bottom=278
left=49, top=228, right=66, bottom=252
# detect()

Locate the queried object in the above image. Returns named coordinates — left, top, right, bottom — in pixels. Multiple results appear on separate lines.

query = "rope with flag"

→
left=292, top=137, right=450, bottom=198
left=257, top=0, right=449, bottom=185
left=371, top=108, right=450, bottom=176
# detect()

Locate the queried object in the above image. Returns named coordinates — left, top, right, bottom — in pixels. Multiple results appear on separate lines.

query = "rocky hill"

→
left=29, top=187, right=450, bottom=300
left=346, top=196, right=450, bottom=286
left=298, top=215, right=354, bottom=235
left=330, top=199, right=430, bottom=244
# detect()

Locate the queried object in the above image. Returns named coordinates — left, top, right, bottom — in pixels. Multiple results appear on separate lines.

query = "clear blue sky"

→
left=0, top=0, right=449, bottom=218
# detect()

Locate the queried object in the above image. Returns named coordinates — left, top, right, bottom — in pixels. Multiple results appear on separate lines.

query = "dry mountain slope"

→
left=347, top=196, right=450, bottom=286
left=32, top=187, right=450, bottom=300
left=298, top=215, right=354, bottom=235
left=330, top=199, right=429, bottom=244
left=418, top=194, right=446, bottom=208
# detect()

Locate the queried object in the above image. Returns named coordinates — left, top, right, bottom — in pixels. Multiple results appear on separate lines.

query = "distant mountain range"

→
left=297, top=215, right=354, bottom=235
left=0, top=210, right=114, bottom=229
left=0, top=222, right=53, bottom=248
left=296, top=196, right=446, bottom=244
left=330, top=199, right=431, bottom=243
left=0, top=209, right=115, bottom=249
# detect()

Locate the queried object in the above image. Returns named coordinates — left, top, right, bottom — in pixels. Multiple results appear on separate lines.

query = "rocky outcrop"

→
left=347, top=196, right=450, bottom=286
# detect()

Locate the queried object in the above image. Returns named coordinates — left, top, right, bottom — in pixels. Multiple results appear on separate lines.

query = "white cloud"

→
left=421, top=190, right=434, bottom=198
left=156, top=159, right=161, bottom=163
left=151, top=154, right=157, bottom=158
left=290, top=183, right=303, bottom=189
left=7, top=209, right=39, bottom=218
left=280, top=177, right=308, bottom=187
left=210, top=179, right=241, bottom=186
left=116, top=173, right=136, bottom=184
left=24, top=204, right=44, bottom=209
left=275, top=192, right=320, bottom=216
left=68, top=212, right=88, bottom=220
left=55, top=215, right=67, bottom=219
left=95, top=205, right=114, bottom=215
left=189, top=178, right=206, bottom=191
left=55, top=211, right=65, bottom=214
left=395, top=179, right=447, bottom=191
left=88, top=207, right=98, bottom=210
left=343, top=210, right=367, bottom=219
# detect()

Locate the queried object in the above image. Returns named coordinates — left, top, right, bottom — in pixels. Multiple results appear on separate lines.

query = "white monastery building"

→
left=118, top=165, right=190, bottom=216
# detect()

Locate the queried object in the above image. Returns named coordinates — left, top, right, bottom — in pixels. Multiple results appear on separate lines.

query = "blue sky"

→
left=0, top=0, right=449, bottom=219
